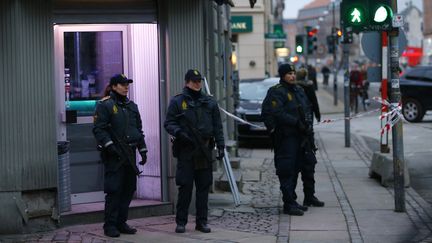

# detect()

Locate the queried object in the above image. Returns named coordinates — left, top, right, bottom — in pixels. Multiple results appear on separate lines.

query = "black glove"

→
left=315, top=113, right=321, bottom=123
left=177, top=131, right=194, bottom=144
left=296, top=120, right=307, bottom=133
left=106, top=144, right=121, bottom=157
left=139, top=152, right=147, bottom=165
left=216, top=146, right=225, bottom=160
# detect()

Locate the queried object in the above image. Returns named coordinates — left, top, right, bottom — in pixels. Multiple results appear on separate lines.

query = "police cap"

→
left=184, top=69, right=203, bottom=82
left=110, top=74, right=133, bottom=85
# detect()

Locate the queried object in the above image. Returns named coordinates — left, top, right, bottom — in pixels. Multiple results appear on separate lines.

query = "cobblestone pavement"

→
left=208, top=149, right=281, bottom=236
left=0, top=148, right=280, bottom=243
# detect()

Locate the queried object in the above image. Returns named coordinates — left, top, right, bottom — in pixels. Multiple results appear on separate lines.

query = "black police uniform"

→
left=261, top=68, right=311, bottom=214
left=164, top=86, right=224, bottom=229
left=93, top=89, right=147, bottom=234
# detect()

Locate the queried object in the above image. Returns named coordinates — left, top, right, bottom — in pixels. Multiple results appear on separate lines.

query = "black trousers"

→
left=175, top=159, right=213, bottom=226
left=103, top=164, right=137, bottom=229
left=294, top=151, right=317, bottom=200
left=274, top=135, right=302, bottom=208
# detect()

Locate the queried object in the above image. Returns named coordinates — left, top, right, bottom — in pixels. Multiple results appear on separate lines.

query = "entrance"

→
left=54, top=24, right=161, bottom=206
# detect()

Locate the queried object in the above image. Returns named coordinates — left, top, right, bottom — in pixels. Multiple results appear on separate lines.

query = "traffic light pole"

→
left=332, top=2, right=338, bottom=106
left=343, top=40, right=350, bottom=148
left=389, top=0, right=405, bottom=213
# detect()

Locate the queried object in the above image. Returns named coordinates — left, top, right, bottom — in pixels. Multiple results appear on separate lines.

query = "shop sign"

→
left=274, top=41, right=285, bottom=49
left=231, top=16, right=253, bottom=33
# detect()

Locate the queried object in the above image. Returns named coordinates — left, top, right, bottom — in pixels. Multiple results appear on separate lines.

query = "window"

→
left=405, top=68, right=425, bottom=80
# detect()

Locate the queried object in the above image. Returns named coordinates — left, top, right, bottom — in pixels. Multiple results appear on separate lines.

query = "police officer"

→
left=261, top=63, right=310, bottom=216
left=93, top=74, right=148, bottom=237
left=164, top=69, right=225, bottom=233
left=295, top=68, right=325, bottom=208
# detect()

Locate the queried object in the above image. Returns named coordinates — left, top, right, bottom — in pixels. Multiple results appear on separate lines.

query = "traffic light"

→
left=369, top=0, right=393, bottom=31
left=341, top=0, right=393, bottom=33
left=327, top=35, right=335, bottom=54
left=341, top=0, right=369, bottom=33
left=295, top=35, right=304, bottom=54
left=341, top=29, right=353, bottom=44
left=336, top=28, right=343, bottom=38
left=306, top=26, right=318, bottom=54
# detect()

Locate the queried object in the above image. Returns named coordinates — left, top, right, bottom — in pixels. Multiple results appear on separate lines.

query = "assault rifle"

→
left=109, top=127, right=142, bottom=175
left=297, top=105, right=317, bottom=152
left=176, top=113, right=213, bottom=163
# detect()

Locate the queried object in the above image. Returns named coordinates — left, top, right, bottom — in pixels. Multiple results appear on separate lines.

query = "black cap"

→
left=184, top=69, right=203, bottom=81
left=110, top=74, right=133, bottom=85
left=278, top=63, right=296, bottom=77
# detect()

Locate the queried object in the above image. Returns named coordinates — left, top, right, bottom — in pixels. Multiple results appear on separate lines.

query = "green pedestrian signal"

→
left=341, top=1, right=368, bottom=33
left=350, top=8, right=362, bottom=23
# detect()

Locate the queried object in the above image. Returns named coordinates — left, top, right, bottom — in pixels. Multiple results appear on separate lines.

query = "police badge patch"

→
left=181, top=100, right=188, bottom=110
left=287, top=93, right=293, bottom=101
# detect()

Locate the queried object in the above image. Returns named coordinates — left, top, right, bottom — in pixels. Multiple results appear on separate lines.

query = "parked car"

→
left=236, top=77, right=279, bottom=140
left=399, top=66, right=432, bottom=122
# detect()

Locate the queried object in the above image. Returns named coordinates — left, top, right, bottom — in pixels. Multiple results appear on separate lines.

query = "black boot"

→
left=104, top=226, right=120, bottom=238
left=195, top=224, right=211, bottom=233
left=293, top=201, right=308, bottom=211
left=117, top=223, right=137, bottom=234
left=303, top=196, right=325, bottom=207
left=175, top=224, right=186, bottom=233
left=283, top=205, right=304, bottom=216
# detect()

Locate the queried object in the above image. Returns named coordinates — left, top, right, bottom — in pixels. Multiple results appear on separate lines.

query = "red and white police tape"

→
left=372, top=97, right=403, bottom=135
left=204, top=78, right=403, bottom=134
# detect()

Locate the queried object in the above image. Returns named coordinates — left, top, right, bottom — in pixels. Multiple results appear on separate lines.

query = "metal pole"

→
left=380, top=32, right=390, bottom=153
left=389, top=0, right=405, bottom=212
left=343, top=39, right=350, bottom=147
left=332, top=1, right=338, bottom=106
left=304, top=31, right=309, bottom=66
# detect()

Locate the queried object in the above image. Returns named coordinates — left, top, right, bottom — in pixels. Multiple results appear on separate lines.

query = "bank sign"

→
left=231, top=16, right=253, bottom=33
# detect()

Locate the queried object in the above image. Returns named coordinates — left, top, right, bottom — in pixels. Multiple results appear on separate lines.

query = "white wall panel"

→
left=130, top=24, right=161, bottom=200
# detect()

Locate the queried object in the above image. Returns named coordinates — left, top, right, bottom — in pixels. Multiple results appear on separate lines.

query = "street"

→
left=318, top=74, right=432, bottom=205
left=2, top=82, right=432, bottom=243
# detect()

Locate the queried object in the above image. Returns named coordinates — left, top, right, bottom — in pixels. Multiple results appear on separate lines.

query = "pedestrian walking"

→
left=360, top=64, right=370, bottom=110
left=93, top=74, right=148, bottom=237
left=321, top=65, right=330, bottom=86
left=307, top=65, right=318, bottom=90
left=295, top=68, right=325, bottom=208
left=164, top=69, right=225, bottom=234
left=261, top=63, right=312, bottom=216
left=349, top=66, right=364, bottom=114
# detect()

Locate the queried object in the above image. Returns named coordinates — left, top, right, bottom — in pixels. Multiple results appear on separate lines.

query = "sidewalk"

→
left=2, top=89, right=432, bottom=243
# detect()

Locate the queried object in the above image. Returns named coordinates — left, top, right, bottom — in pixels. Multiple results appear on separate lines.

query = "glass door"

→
left=54, top=25, right=129, bottom=204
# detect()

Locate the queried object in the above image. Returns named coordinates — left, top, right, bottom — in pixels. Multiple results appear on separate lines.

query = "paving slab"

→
left=289, top=230, right=350, bottom=243
left=290, top=207, right=347, bottom=231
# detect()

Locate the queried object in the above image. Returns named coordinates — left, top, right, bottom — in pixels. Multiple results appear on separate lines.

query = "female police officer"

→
left=164, top=69, right=225, bottom=233
left=93, top=74, right=148, bottom=237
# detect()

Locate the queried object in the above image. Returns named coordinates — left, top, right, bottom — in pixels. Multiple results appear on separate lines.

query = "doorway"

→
left=54, top=24, right=161, bottom=206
